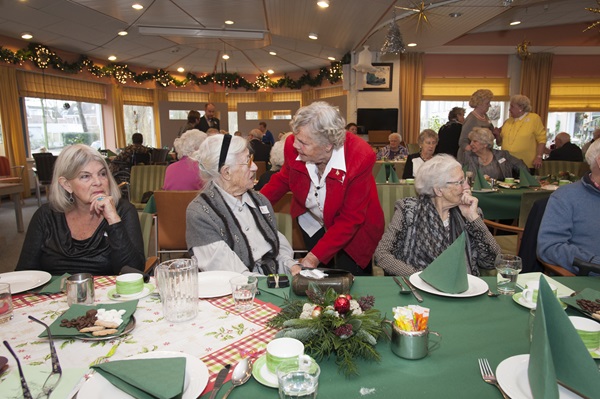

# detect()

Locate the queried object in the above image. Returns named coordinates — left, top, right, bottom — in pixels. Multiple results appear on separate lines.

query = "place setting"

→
left=106, top=273, right=155, bottom=302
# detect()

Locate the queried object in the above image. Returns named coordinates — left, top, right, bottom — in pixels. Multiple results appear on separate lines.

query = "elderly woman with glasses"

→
left=375, top=154, right=500, bottom=276
left=261, top=101, right=384, bottom=276
left=16, top=144, right=145, bottom=275
left=463, top=127, right=527, bottom=181
left=186, top=134, right=301, bottom=276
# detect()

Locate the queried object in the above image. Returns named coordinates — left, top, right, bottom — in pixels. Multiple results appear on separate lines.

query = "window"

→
left=420, top=101, right=506, bottom=132
left=24, top=97, right=104, bottom=155
left=123, top=105, right=155, bottom=147
left=546, top=111, right=600, bottom=147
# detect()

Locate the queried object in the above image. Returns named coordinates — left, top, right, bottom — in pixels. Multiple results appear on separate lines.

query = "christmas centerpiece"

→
left=268, top=284, right=385, bottom=376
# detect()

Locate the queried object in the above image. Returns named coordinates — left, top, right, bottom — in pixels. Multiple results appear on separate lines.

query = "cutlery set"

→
left=210, top=359, right=253, bottom=399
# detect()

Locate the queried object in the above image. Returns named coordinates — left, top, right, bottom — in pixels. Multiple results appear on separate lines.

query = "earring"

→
left=67, top=191, right=74, bottom=204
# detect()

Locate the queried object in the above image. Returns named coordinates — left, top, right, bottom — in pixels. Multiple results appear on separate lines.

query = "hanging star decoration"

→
left=583, top=1, right=600, bottom=32
left=516, top=40, right=531, bottom=60
left=396, top=1, right=432, bottom=32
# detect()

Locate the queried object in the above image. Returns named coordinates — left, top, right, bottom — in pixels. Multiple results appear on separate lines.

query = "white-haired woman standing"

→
left=377, top=132, right=408, bottom=161
left=163, top=129, right=207, bottom=190
left=375, top=154, right=499, bottom=276
left=17, top=144, right=145, bottom=274
left=186, top=134, right=300, bottom=276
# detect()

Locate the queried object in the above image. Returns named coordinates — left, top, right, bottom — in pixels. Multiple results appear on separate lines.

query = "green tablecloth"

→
left=472, top=187, right=534, bottom=220
left=204, top=276, right=599, bottom=398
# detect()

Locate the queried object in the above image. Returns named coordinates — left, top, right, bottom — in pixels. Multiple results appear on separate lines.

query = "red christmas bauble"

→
left=334, top=297, right=350, bottom=314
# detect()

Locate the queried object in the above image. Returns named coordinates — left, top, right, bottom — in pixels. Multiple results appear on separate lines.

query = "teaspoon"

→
left=222, top=357, right=253, bottom=399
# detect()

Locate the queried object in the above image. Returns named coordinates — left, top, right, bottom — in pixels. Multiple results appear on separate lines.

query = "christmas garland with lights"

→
left=0, top=42, right=344, bottom=89
left=268, top=284, right=385, bottom=376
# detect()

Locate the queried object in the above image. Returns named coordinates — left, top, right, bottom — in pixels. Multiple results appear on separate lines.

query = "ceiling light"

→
left=108, top=55, right=117, bottom=61
left=132, top=4, right=143, bottom=10
left=177, top=67, right=185, bottom=73
left=327, top=56, right=335, bottom=61
left=222, top=53, right=230, bottom=60
left=510, top=20, right=521, bottom=26
left=118, top=30, right=128, bottom=36
left=308, top=32, right=318, bottom=40
left=138, top=26, right=266, bottom=40
left=267, top=69, right=274, bottom=74
left=225, top=20, right=234, bottom=25
left=449, top=12, right=462, bottom=18
left=317, top=0, right=329, bottom=8
left=269, top=51, right=277, bottom=56
left=407, top=43, right=417, bottom=47
left=21, top=32, right=33, bottom=40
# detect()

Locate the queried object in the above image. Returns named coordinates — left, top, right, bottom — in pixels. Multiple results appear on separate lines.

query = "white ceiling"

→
left=0, top=0, right=598, bottom=75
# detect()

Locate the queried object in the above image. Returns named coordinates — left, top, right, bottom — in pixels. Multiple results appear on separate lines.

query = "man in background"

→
left=548, top=132, right=583, bottom=162
left=582, top=128, right=600, bottom=156
left=196, top=103, right=220, bottom=132
left=435, top=107, right=465, bottom=157
left=259, top=121, right=275, bottom=146
left=248, top=128, right=270, bottom=162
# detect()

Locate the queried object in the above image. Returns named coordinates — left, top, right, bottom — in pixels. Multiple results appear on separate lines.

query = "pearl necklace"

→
left=472, top=110, right=488, bottom=122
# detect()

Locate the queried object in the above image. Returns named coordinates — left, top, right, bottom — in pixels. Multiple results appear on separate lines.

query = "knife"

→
left=209, top=364, right=231, bottom=399
left=402, top=276, right=423, bottom=303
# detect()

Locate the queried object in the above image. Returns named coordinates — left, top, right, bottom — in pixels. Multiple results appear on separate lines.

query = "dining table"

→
left=472, top=186, right=550, bottom=221
left=0, top=182, right=24, bottom=232
left=1, top=274, right=598, bottom=398
left=373, top=160, right=406, bottom=182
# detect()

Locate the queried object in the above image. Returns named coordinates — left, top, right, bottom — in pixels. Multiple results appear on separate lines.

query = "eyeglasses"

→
left=238, top=154, right=254, bottom=168
left=446, top=178, right=467, bottom=186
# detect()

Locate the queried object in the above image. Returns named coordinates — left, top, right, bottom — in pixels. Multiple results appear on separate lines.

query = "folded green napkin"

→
left=472, top=169, right=491, bottom=190
left=375, top=165, right=387, bottom=183
left=92, top=358, right=186, bottom=399
left=41, top=300, right=138, bottom=338
left=519, top=166, right=540, bottom=187
left=36, top=273, right=70, bottom=294
left=419, top=232, right=469, bottom=294
left=258, top=276, right=290, bottom=299
left=387, top=165, right=399, bottom=183
left=528, top=276, right=600, bottom=399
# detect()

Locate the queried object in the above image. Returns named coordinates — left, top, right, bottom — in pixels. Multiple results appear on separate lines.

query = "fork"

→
left=29, top=316, right=62, bottom=399
left=478, top=358, right=510, bottom=399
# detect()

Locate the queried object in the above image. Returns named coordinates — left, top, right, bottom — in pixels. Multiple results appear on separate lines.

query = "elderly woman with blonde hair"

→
left=457, top=89, right=497, bottom=163
left=163, top=129, right=207, bottom=190
left=402, top=129, right=438, bottom=179
left=377, top=132, right=408, bottom=161
left=375, top=154, right=500, bottom=276
left=463, top=127, right=527, bottom=181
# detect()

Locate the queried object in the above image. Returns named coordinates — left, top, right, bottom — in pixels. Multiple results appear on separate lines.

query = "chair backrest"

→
left=129, top=165, right=167, bottom=208
left=368, top=130, right=391, bottom=146
left=150, top=148, right=170, bottom=165
left=153, top=190, right=199, bottom=256
left=518, top=197, right=550, bottom=273
left=132, top=151, right=151, bottom=166
left=32, top=153, right=57, bottom=184
left=376, top=184, right=417, bottom=228
left=254, top=161, right=267, bottom=180
left=537, top=160, right=584, bottom=178
left=518, top=190, right=553, bottom=228
left=272, top=192, right=306, bottom=253
left=138, top=211, right=154, bottom=258
left=0, top=156, right=10, bottom=176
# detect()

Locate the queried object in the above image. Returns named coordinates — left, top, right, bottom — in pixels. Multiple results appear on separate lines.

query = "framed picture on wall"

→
left=361, top=63, right=393, bottom=91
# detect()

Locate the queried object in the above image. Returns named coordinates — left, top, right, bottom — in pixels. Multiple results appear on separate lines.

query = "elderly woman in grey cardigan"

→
left=463, top=127, right=527, bottom=181
left=186, top=134, right=302, bottom=276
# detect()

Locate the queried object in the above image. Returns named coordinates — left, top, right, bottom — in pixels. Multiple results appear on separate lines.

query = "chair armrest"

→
left=483, top=219, right=524, bottom=234
left=144, top=256, right=159, bottom=275
left=537, top=258, right=576, bottom=277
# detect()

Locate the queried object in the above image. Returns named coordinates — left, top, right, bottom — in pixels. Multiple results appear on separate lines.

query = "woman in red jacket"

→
left=261, top=102, right=384, bottom=276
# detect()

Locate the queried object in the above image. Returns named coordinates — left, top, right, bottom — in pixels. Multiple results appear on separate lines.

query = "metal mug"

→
left=388, top=322, right=441, bottom=360
left=66, top=273, right=95, bottom=306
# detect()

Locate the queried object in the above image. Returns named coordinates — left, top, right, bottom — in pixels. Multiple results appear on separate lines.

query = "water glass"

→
left=156, top=259, right=199, bottom=322
left=230, top=275, right=258, bottom=312
left=495, top=254, right=522, bottom=295
left=66, top=273, right=95, bottom=306
left=0, top=283, right=13, bottom=324
left=277, top=355, right=320, bottom=399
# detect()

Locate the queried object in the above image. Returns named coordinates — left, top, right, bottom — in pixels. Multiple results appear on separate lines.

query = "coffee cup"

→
left=522, top=281, right=557, bottom=304
left=569, top=316, right=600, bottom=350
left=390, top=323, right=441, bottom=360
left=405, top=178, right=415, bottom=185
left=116, top=273, right=144, bottom=296
left=504, top=177, right=515, bottom=184
left=266, top=337, right=304, bottom=374
left=559, top=180, right=571, bottom=186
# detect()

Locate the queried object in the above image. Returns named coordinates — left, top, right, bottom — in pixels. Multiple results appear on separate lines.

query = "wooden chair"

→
left=273, top=192, right=307, bottom=256
left=538, top=258, right=575, bottom=277
left=537, top=160, right=585, bottom=178
left=150, top=148, right=170, bottom=165
left=32, top=153, right=57, bottom=207
left=0, top=156, right=25, bottom=206
left=255, top=161, right=268, bottom=181
left=376, top=184, right=417, bottom=228
left=125, top=165, right=167, bottom=210
left=153, top=190, right=199, bottom=262
left=139, top=212, right=159, bottom=274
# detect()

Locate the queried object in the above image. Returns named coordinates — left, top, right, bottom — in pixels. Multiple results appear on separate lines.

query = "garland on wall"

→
left=0, top=43, right=345, bottom=90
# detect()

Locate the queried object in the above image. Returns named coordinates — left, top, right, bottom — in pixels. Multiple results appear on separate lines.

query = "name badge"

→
left=498, top=158, right=506, bottom=164
left=259, top=205, right=270, bottom=214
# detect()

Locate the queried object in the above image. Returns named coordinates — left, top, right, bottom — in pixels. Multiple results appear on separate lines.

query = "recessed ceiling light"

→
left=108, top=55, right=117, bottom=61
left=308, top=32, right=318, bottom=40
left=118, top=30, right=128, bottom=36
left=222, top=53, right=230, bottom=60
left=267, top=69, right=274, bottom=74
left=328, top=56, right=335, bottom=61
left=225, top=20, right=234, bottom=25
left=21, top=32, right=33, bottom=40
left=269, top=51, right=277, bottom=56
left=449, top=12, right=462, bottom=18
left=132, top=4, right=143, bottom=10
left=407, top=43, right=417, bottom=47
left=177, top=67, right=185, bottom=73
left=510, top=20, right=521, bottom=26
left=317, top=0, right=329, bottom=8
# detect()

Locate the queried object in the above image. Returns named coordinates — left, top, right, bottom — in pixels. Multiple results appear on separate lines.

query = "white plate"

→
left=198, top=270, right=243, bottom=298
left=0, top=270, right=51, bottom=293
left=471, top=188, right=498, bottom=193
left=496, top=354, right=580, bottom=399
left=107, top=284, right=155, bottom=301
left=77, top=351, right=208, bottom=399
left=409, top=272, right=488, bottom=298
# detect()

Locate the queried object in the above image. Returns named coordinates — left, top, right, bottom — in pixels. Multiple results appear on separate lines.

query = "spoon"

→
left=222, top=357, right=253, bottom=399
left=487, top=289, right=500, bottom=297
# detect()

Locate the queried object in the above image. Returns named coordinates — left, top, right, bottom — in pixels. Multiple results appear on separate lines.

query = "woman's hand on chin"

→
left=458, top=192, right=479, bottom=222
left=90, top=194, right=121, bottom=224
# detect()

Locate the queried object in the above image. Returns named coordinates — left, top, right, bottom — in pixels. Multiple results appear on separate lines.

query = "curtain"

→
left=153, top=88, right=167, bottom=147
left=17, top=70, right=106, bottom=103
left=0, top=66, right=31, bottom=197
left=167, top=91, right=209, bottom=103
left=315, top=86, right=345, bottom=99
left=123, top=87, right=154, bottom=105
left=302, top=89, right=315, bottom=107
left=549, top=78, right=600, bottom=111
left=111, top=85, right=126, bottom=148
left=520, top=53, right=553, bottom=125
left=399, top=52, right=423, bottom=145
left=422, top=78, right=510, bottom=101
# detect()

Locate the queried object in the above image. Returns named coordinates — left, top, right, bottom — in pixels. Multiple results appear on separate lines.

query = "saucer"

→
left=252, top=354, right=278, bottom=388
left=107, top=284, right=155, bottom=301
left=512, top=292, right=567, bottom=310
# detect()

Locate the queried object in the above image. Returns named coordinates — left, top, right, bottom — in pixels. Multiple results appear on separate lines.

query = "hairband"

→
left=218, top=134, right=232, bottom=172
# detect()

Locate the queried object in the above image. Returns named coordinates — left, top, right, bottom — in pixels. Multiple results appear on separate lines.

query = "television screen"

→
left=357, top=108, right=398, bottom=133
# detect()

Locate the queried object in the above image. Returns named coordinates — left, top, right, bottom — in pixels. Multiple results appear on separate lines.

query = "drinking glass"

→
left=156, top=259, right=199, bottom=322
left=495, top=254, right=522, bottom=295
left=0, top=283, right=13, bottom=324
left=230, top=275, right=258, bottom=312
left=277, top=355, right=320, bottom=399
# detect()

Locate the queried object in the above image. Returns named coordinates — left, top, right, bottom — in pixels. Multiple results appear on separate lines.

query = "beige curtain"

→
left=111, top=85, right=126, bottom=148
left=0, top=66, right=31, bottom=197
left=399, top=52, right=423, bottom=145
left=520, top=53, right=553, bottom=125
left=302, top=89, right=315, bottom=107
left=17, top=70, right=106, bottom=103
left=153, top=88, right=167, bottom=147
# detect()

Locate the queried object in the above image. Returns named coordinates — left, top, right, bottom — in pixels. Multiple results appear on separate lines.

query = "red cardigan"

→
left=261, top=132, right=384, bottom=268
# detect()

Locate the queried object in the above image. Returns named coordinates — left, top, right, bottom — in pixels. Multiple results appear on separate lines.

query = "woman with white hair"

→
left=375, top=154, right=499, bottom=276
left=261, top=101, right=384, bottom=276
left=376, top=132, right=408, bottom=161
left=463, top=127, right=527, bottom=180
left=163, top=129, right=207, bottom=190
left=17, top=144, right=144, bottom=274
left=186, top=134, right=300, bottom=276
left=402, top=129, right=438, bottom=179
